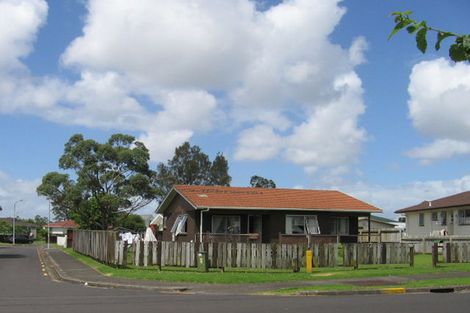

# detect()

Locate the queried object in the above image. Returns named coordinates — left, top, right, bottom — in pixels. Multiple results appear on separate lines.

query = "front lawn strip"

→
left=265, top=277, right=470, bottom=295
left=63, top=248, right=470, bottom=285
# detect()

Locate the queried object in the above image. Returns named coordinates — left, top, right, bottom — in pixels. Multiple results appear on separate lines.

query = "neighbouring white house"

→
left=46, top=220, right=78, bottom=248
left=395, top=191, right=470, bottom=238
left=357, top=215, right=404, bottom=243
left=358, top=215, right=399, bottom=231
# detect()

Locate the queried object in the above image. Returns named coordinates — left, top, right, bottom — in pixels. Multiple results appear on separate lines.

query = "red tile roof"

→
left=163, top=185, right=381, bottom=213
left=396, top=191, right=470, bottom=214
left=47, top=220, right=79, bottom=229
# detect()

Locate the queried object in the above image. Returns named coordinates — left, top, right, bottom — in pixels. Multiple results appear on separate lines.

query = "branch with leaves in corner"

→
left=388, top=11, right=470, bottom=62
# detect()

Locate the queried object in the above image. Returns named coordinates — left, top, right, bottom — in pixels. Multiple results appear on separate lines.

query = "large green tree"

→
left=389, top=11, right=470, bottom=62
left=155, top=142, right=231, bottom=201
left=37, top=134, right=157, bottom=230
left=116, top=214, right=146, bottom=233
left=36, top=172, right=80, bottom=220
left=250, top=175, right=276, bottom=188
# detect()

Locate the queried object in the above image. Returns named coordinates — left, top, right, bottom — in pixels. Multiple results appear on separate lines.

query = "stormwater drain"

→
left=430, top=288, right=455, bottom=293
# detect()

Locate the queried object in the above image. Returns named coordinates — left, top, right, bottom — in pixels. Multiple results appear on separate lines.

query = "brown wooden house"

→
left=157, top=185, right=382, bottom=244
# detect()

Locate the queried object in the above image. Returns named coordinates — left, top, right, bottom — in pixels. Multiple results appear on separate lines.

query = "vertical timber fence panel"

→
left=74, top=237, right=416, bottom=269
left=342, top=243, right=413, bottom=267
left=443, top=242, right=470, bottom=263
left=73, top=230, right=118, bottom=265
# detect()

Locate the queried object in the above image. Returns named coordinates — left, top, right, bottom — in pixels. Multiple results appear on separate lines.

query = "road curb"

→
left=294, top=285, right=470, bottom=296
left=38, top=247, right=189, bottom=293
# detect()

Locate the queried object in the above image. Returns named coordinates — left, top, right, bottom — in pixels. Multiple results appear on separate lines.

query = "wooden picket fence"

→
left=72, top=230, right=414, bottom=269
left=112, top=241, right=413, bottom=269
left=343, top=243, right=414, bottom=266
left=73, top=230, right=118, bottom=264
left=443, top=242, right=470, bottom=263
left=114, top=241, right=305, bottom=269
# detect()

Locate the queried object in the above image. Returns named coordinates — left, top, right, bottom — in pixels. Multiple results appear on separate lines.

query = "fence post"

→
left=432, top=242, right=438, bottom=267
left=354, top=243, right=359, bottom=269
left=143, top=241, right=149, bottom=267
left=157, top=240, right=162, bottom=270
left=409, top=245, right=414, bottom=267
left=152, top=241, right=158, bottom=265
left=445, top=242, right=451, bottom=263
left=114, top=240, right=119, bottom=265
left=122, top=242, right=128, bottom=266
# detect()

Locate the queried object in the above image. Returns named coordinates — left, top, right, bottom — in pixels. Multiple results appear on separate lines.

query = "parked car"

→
left=2, top=234, right=33, bottom=244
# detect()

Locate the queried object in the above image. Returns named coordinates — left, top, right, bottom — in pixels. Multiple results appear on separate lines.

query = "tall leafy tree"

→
left=116, top=214, right=146, bottom=233
left=250, top=175, right=276, bottom=188
left=155, top=142, right=231, bottom=201
left=210, top=153, right=231, bottom=186
left=37, top=134, right=157, bottom=230
left=36, top=172, right=80, bottom=220
left=389, top=11, right=470, bottom=62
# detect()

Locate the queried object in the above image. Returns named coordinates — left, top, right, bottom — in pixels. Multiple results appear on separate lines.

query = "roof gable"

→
left=47, top=220, right=79, bottom=229
left=157, top=185, right=381, bottom=213
left=395, top=191, right=470, bottom=214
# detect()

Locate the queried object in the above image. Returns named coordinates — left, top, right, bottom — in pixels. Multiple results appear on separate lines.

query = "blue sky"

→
left=1, top=0, right=470, bottom=219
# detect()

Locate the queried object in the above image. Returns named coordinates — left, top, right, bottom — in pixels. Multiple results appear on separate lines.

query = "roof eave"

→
left=194, top=205, right=381, bottom=213
left=396, top=203, right=470, bottom=214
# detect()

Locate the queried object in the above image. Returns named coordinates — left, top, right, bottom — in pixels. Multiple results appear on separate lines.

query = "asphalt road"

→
left=1, top=245, right=470, bottom=313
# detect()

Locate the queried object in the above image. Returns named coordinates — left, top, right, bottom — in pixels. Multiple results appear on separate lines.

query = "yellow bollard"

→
left=306, top=250, right=313, bottom=273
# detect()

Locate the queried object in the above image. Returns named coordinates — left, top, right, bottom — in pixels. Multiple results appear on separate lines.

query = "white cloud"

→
left=138, top=89, right=219, bottom=162
left=342, top=175, right=470, bottom=218
left=138, top=129, right=194, bottom=162
left=62, top=0, right=259, bottom=90
left=407, top=58, right=470, bottom=163
left=235, top=72, right=367, bottom=174
left=285, top=72, right=366, bottom=169
left=0, top=171, right=48, bottom=219
left=235, top=125, right=283, bottom=160
left=407, top=139, right=470, bottom=164
left=1, top=0, right=369, bottom=173
left=153, top=89, right=218, bottom=132
left=0, top=0, right=47, bottom=71
left=348, top=36, right=368, bottom=65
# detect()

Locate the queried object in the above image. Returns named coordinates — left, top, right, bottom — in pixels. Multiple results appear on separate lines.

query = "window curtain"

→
left=305, top=216, right=320, bottom=234
left=439, top=212, right=447, bottom=226
left=286, top=216, right=293, bottom=234
left=227, top=216, right=241, bottom=234
left=211, top=216, right=241, bottom=234
left=212, top=216, right=225, bottom=233
left=175, top=215, right=188, bottom=236
left=171, top=215, right=183, bottom=233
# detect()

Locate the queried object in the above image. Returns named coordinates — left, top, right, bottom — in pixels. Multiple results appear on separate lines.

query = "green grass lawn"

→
left=62, top=248, right=470, bottom=285
left=266, top=276, right=470, bottom=295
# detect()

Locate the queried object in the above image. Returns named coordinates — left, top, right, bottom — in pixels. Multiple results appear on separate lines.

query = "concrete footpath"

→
left=39, top=246, right=470, bottom=296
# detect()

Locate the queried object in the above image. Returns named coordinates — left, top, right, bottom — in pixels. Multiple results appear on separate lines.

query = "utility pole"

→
left=13, top=200, right=23, bottom=245
left=47, top=202, right=51, bottom=249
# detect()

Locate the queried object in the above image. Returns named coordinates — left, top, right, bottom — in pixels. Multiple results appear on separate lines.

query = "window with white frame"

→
left=328, top=217, right=349, bottom=235
left=458, top=209, right=470, bottom=225
left=285, top=215, right=320, bottom=235
left=419, top=213, right=424, bottom=226
left=171, top=215, right=188, bottom=236
left=211, top=215, right=241, bottom=234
